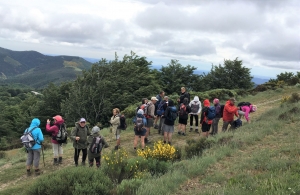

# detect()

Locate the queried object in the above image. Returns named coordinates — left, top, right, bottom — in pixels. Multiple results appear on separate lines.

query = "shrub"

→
left=185, top=138, right=215, bottom=159
left=26, top=167, right=113, bottom=195
left=289, top=93, right=300, bottom=103
left=116, top=179, right=144, bottom=195
left=280, top=96, right=290, bottom=104
left=137, top=141, right=177, bottom=161
left=0, top=151, right=6, bottom=159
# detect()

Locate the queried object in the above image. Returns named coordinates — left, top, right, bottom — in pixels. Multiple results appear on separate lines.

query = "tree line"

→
left=1, top=51, right=298, bottom=149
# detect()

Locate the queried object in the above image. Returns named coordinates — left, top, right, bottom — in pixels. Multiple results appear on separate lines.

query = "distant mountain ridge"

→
left=0, top=47, right=92, bottom=88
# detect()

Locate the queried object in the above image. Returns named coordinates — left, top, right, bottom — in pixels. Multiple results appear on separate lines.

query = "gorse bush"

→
left=137, top=141, right=177, bottom=161
left=289, top=92, right=300, bottom=103
left=26, top=167, right=113, bottom=195
left=185, top=138, right=215, bottom=158
left=280, top=95, right=289, bottom=104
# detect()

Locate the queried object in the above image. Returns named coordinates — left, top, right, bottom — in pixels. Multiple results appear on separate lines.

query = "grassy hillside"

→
left=0, top=86, right=299, bottom=194
left=0, top=47, right=92, bottom=88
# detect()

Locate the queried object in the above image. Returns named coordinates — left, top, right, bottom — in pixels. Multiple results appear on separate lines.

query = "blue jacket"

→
left=24, top=118, right=44, bottom=150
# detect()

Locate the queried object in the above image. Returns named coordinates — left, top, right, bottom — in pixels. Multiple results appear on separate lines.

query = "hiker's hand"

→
left=75, top=137, right=80, bottom=141
left=47, top=119, right=50, bottom=123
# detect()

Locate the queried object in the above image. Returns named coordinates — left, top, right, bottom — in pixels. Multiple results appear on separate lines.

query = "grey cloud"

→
left=135, top=31, right=173, bottom=46
left=159, top=38, right=215, bottom=56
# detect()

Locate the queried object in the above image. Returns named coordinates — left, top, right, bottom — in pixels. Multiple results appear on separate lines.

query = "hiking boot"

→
left=114, top=145, right=120, bottom=150
left=58, top=157, right=63, bottom=164
left=26, top=170, right=31, bottom=177
left=75, top=163, right=78, bottom=167
left=195, top=129, right=199, bottom=133
left=189, top=128, right=193, bottom=132
left=168, top=142, right=171, bottom=145
left=53, top=158, right=59, bottom=166
left=178, top=131, right=181, bottom=135
left=81, top=161, right=86, bottom=166
left=154, top=124, right=159, bottom=129
left=34, top=169, right=42, bottom=176
left=182, top=133, right=186, bottom=136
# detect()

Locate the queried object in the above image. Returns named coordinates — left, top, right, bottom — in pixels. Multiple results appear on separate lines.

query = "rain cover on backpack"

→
left=21, top=127, right=37, bottom=149
left=134, top=117, right=144, bottom=131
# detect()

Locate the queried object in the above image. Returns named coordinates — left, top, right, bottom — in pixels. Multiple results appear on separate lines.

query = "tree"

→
left=201, top=58, right=254, bottom=90
left=157, top=59, right=201, bottom=95
left=61, top=52, right=161, bottom=125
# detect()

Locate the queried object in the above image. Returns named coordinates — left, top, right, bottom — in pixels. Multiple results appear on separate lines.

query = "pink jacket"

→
left=46, top=120, right=65, bottom=144
left=241, top=105, right=253, bottom=122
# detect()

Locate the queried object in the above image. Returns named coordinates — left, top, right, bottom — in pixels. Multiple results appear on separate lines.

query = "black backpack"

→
left=118, top=114, right=127, bottom=130
left=237, top=102, right=251, bottom=107
left=233, top=119, right=242, bottom=128
left=54, top=123, right=68, bottom=144
left=167, top=106, right=177, bottom=121
left=220, top=105, right=225, bottom=118
left=179, top=103, right=188, bottom=116
left=134, top=116, right=144, bottom=131
left=89, top=136, right=103, bottom=154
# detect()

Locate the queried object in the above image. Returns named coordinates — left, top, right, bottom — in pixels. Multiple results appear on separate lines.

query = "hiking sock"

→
left=58, top=157, right=63, bottom=164
left=53, top=158, right=58, bottom=165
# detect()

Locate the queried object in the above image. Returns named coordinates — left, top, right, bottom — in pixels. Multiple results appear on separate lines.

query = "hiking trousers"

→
left=189, top=114, right=199, bottom=128
left=222, top=120, right=235, bottom=132
left=74, top=148, right=87, bottom=164
left=211, top=117, right=221, bottom=135
left=26, top=149, right=41, bottom=167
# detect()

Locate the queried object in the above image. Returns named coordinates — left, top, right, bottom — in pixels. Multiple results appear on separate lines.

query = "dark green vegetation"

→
left=0, top=47, right=92, bottom=88
left=1, top=50, right=299, bottom=151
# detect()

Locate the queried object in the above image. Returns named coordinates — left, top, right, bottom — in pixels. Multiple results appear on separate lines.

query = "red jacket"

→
left=223, top=101, right=238, bottom=122
left=46, top=119, right=65, bottom=144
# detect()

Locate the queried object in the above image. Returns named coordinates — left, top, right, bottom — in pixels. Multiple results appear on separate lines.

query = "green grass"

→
left=1, top=86, right=300, bottom=194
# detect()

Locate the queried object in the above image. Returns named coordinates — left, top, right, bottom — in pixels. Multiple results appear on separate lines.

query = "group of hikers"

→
left=22, top=86, right=257, bottom=176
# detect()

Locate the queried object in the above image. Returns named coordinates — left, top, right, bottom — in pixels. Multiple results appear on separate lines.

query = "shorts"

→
left=202, top=122, right=211, bottom=132
left=146, top=118, right=154, bottom=127
left=178, top=117, right=188, bottom=125
left=163, top=124, right=174, bottom=133
left=134, top=127, right=146, bottom=136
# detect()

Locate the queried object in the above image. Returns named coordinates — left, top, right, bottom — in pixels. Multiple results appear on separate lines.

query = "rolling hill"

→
left=0, top=47, right=93, bottom=88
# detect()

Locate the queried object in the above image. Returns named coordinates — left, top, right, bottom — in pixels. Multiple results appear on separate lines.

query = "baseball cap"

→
left=151, top=97, right=158, bottom=101
left=79, top=118, right=86, bottom=123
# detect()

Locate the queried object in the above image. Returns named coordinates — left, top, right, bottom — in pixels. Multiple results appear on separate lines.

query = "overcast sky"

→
left=0, top=0, right=299, bottom=78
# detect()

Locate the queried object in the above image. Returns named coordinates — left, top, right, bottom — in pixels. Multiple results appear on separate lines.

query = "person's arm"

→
left=110, top=116, right=120, bottom=125
left=197, top=102, right=202, bottom=114
left=37, top=128, right=44, bottom=144
left=150, top=105, right=155, bottom=118
left=200, top=108, right=206, bottom=124
left=70, top=127, right=77, bottom=141
left=225, top=104, right=238, bottom=114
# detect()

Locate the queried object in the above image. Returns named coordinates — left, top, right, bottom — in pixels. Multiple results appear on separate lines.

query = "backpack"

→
left=134, top=116, right=144, bottom=131
left=21, top=127, right=37, bottom=149
left=118, top=114, right=127, bottom=130
left=89, top=136, right=103, bottom=154
left=233, top=119, right=242, bottom=128
left=179, top=103, right=188, bottom=116
left=54, top=123, right=68, bottom=144
left=191, top=103, right=200, bottom=113
left=167, top=106, right=177, bottom=121
left=220, top=105, right=225, bottom=118
left=206, top=106, right=216, bottom=120
left=237, top=102, right=251, bottom=107
left=156, top=101, right=166, bottom=116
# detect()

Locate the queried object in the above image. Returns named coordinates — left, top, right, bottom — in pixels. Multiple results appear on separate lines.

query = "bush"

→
left=137, top=141, right=177, bottom=161
left=280, top=96, right=290, bottom=104
left=26, top=167, right=113, bottom=195
left=116, top=179, right=144, bottom=195
left=185, top=138, right=215, bottom=159
left=289, top=93, right=300, bottom=103
left=0, top=151, right=6, bottom=159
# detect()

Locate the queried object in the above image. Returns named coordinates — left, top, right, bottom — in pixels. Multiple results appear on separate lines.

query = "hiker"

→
left=87, top=126, right=109, bottom=168
left=25, top=118, right=44, bottom=176
left=163, top=99, right=177, bottom=145
left=154, top=91, right=165, bottom=129
left=222, top=98, right=239, bottom=132
left=177, top=87, right=190, bottom=105
left=178, top=98, right=191, bottom=136
left=189, top=96, right=202, bottom=133
left=70, top=118, right=89, bottom=166
left=238, top=104, right=257, bottom=123
left=200, top=99, right=213, bottom=138
left=110, top=108, right=121, bottom=150
left=210, top=98, right=222, bottom=135
left=46, top=115, right=65, bottom=165
left=158, top=96, right=169, bottom=135
left=144, top=97, right=158, bottom=144
left=133, top=109, right=147, bottom=150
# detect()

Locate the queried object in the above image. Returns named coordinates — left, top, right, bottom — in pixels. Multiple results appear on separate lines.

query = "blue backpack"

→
left=167, top=106, right=177, bottom=121
left=206, top=106, right=216, bottom=120
left=156, top=101, right=166, bottom=116
left=234, top=119, right=242, bottom=128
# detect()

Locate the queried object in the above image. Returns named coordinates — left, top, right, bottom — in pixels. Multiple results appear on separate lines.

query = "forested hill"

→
left=0, top=47, right=92, bottom=88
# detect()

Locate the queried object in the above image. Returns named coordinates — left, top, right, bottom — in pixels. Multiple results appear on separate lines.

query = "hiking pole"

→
left=42, top=144, right=45, bottom=167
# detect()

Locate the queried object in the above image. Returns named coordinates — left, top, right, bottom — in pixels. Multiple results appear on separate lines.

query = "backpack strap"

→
left=27, top=127, right=40, bottom=145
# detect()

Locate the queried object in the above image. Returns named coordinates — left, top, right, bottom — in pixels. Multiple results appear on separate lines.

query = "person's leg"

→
left=52, top=143, right=59, bottom=165
left=158, top=116, right=162, bottom=134
left=140, top=135, right=145, bottom=149
left=154, top=116, right=160, bottom=129
left=82, top=148, right=87, bottom=165
left=134, top=135, right=139, bottom=149
left=163, top=131, right=168, bottom=143
left=215, top=118, right=220, bottom=134
left=74, top=148, right=81, bottom=166
left=32, top=149, right=41, bottom=175
left=58, top=144, right=63, bottom=164
left=182, top=124, right=186, bottom=135
left=189, top=115, right=194, bottom=131
left=229, top=120, right=235, bottom=131
left=222, top=121, right=230, bottom=132
left=160, top=118, right=165, bottom=135
left=195, top=115, right=199, bottom=132
left=89, top=159, right=94, bottom=167
left=95, top=156, right=101, bottom=168
left=177, top=123, right=182, bottom=134
left=26, top=150, right=33, bottom=176
left=168, top=125, right=174, bottom=144
left=211, top=118, right=217, bottom=135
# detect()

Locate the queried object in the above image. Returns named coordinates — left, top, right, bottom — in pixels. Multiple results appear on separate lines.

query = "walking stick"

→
left=42, top=144, right=45, bottom=167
